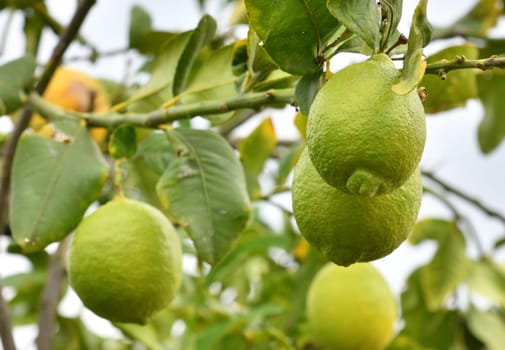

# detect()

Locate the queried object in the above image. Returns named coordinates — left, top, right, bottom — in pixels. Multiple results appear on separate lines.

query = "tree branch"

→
left=27, top=88, right=296, bottom=129
left=35, top=238, right=71, bottom=350
left=424, top=55, right=505, bottom=77
left=0, top=1, right=96, bottom=349
left=422, top=170, right=505, bottom=225
left=0, top=280, right=16, bottom=350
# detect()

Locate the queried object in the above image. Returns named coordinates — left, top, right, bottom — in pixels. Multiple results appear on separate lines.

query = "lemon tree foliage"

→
left=1, top=1, right=505, bottom=350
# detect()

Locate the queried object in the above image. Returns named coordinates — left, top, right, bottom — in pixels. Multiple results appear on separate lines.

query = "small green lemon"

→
left=306, top=262, right=397, bottom=350
left=292, top=149, right=422, bottom=266
left=68, top=198, right=182, bottom=324
left=307, top=53, right=426, bottom=196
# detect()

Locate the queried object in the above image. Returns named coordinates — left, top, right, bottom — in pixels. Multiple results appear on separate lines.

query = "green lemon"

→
left=307, top=53, right=426, bottom=196
left=68, top=198, right=182, bottom=324
left=306, top=262, right=397, bottom=350
left=292, top=149, right=422, bottom=266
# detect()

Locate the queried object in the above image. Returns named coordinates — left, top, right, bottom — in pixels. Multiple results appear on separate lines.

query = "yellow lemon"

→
left=306, top=262, right=397, bottom=350
left=68, top=198, right=182, bottom=324
left=307, top=54, right=426, bottom=196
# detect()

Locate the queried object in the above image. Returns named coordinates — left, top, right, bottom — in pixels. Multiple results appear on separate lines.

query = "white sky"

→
left=1, top=0, right=505, bottom=348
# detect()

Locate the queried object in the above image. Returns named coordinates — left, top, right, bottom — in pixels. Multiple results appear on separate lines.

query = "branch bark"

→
left=0, top=1, right=97, bottom=350
left=424, top=55, right=505, bottom=77
left=27, top=88, right=296, bottom=129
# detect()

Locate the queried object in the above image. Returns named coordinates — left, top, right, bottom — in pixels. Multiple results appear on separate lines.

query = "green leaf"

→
left=386, top=334, right=431, bottom=350
left=247, top=29, right=276, bottom=76
left=115, top=323, right=163, bottom=350
left=0, top=56, right=36, bottom=114
left=295, top=70, right=324, bottom=116
left=420, top=44, right=479, bottom=114
left=392, top=0, right=431, bottom=95
left=10, top=122, right=109, bottom=252
left=327, top=0, right=381, bottom=52
left=466, top=258, right=505, bottom=307
left=245, top=0, right=339, bottom=75
left=157, top=128, right=251, bottom=265
left=23, top=4, right=45, bottom=57
left=476, top=69, right=505, bottom=153
left=401, top=268, right=459, bottom=350
left=238, top=117, right=277, bottom=198
left=379, top=0, right=403, bottom=52
left=108, top=125, right=137, bottom=159
left=129, top=5, right=152, bottom=49
left=180, top=44, right=238, bottom=125
left=410, top=219, right=469, bottom=310
left=276, top=142, right=304, bottom=186
left=173, top=15, right=217, bottom=96
left=127, top=32, right=192, bottom=112
left=467, top=306, right=505, bottom=350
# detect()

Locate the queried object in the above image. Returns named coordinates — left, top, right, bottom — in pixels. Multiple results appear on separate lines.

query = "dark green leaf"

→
left=157, top=128, right=251, bottom=265
left=10, top=122, right=109, bottom=252
left=173, top=15, right=217, bottom=96
left=476, top=69, right=505, bottom=153
left=238, top=117, right=277, bottom=198
left=392, top=0, right=431, bottom=95
left=129, top=5, right=152, bottom=49
left=401, top=268, right=459, bottom=349
left=295, top=71, right=324, bottom=115
left=245, top=0, right=339, bottom=74
left=327, top=0, right=381, bottom=52
left=108, top=125, right=137, bottom=159
left=379, top=0, right=403, bottom=52
left=467, top=306, right=505, bottom=350
left=0, top=56, right=36, bottom=114
left=420, top=44, right=478, bottom=113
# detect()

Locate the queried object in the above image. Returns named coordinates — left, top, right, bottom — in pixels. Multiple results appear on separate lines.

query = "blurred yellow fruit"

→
left=306, top=262, right=397, bottom=350
left=33, top=67, right=110, bottom=144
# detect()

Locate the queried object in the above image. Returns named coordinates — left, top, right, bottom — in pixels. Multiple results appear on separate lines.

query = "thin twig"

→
left=0, top=1, right=96, bottom=349
left=0, top=279, right=16, bottom=350
left=424, top=55, right=505, bottom=76
left=422, top=170, right=505, bottom=225
left=27, top=88, right=296, bottom=129
left=35, top=237, right=71, bottom=350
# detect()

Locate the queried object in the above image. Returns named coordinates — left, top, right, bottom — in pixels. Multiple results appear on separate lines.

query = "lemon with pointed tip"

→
left=307, top=54, right=426, bottom=196
left=292, top=149, right=421, bottom=266
left=306, top=262, right=397, bottom=350
left=68, top=198, right=182, bottom=324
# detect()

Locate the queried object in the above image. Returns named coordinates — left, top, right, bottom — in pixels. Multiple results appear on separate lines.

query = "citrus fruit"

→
left=68, top=198, right=182, bottom=324
left=292, top=149, right=422, bottom=266
left=33, top=67, right=110, bottom=145
left=306, top=53, right=426, bottom=196
left=306, top=262, right=397, bottom=350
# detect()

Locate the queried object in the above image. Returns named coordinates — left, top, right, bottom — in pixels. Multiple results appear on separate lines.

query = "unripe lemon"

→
left=306, top=262, right=397, bottom=350
left=68, top=198, right=182, bottom=324
left=307, top=54, right=426, bottom=196
left=292, top=150, right=422, bottom=266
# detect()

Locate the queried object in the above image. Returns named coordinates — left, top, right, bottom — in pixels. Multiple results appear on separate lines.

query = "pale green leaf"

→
left=0, top=56, right=36, bottom=114
left=420, top=44, right=478, bottom=113
left=379, top=0, right=403, bottom=51
left=129, top=5, right=152, bottom=49
left=466, top=258, right=505, bottom=307
left=476, top=69, right=505, bottom=153
left=276, top=142, right=304, bottom=186
left=157, top=128, right=251, bottom=265
left=245, top=0, right=339, bottom=74
left=115, top=323, right=163, bottom=350
left=467, top=306, right=505, bottom=350
left=238, top=117, right=277, bottom=198
left=10, top=122, right=109, bottom=252
left=327, top=0, right=381, bottom=52
left=392, top=0, right=431, bottom=95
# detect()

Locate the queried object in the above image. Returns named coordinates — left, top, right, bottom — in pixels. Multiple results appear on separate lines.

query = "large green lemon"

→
left=306, top=262, right=397, bottom=350
left=292, top=149, right=422, bottom=266
left=68, top=198, right=182, bottom=324
left=307, top=54, right=426, bottom=196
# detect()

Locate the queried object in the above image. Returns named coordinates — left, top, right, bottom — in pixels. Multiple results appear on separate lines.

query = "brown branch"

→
left=424, top=55, right=505, bottom=77
left=422, top=170, right=505, bottom=225
left=0, top=1, right=97, bottom=350
left=35, top=238, right=71, bottom=350
left=0, top=280, right=16, bottom=350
